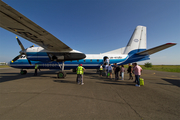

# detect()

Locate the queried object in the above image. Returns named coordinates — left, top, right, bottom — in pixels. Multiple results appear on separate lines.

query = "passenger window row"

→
left=70, top=59, right=100, bottom=62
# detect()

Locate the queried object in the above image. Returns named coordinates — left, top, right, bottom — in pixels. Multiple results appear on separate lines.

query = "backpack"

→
left=116, top=67, right=120, bottom=72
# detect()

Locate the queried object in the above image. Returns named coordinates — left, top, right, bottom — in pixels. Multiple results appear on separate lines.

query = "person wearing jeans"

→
left=133, top=63, right=142, bottom=87
left=120, top=65, right=125, bottom=80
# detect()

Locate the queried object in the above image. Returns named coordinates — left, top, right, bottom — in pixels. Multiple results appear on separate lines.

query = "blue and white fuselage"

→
left=8, top=25, right=176, bottom=70
left=9, top=47, right=149, bottom=70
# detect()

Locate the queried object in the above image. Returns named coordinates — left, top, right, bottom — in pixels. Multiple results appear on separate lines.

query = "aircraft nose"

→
left=7, top=61, right=11, bottom=67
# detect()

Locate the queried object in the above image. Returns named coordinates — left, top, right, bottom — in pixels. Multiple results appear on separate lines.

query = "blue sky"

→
left=0, top=0, right=180, bottom=65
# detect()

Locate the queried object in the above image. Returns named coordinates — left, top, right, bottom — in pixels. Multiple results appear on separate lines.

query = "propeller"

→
left=11, top=37, right=32, bottom=65
left=11, top=55, right=21, bottom=63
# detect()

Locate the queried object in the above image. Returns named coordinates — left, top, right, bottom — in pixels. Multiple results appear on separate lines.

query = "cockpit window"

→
left=21, top=55, right=26, bottom=58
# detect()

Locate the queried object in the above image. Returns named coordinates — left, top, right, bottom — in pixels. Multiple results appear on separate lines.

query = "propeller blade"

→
left=16, top=36, right=25, bottom=51
left=28, top=59, right=32, bottom=65
left=15, top=37, right=32, bottom=65
left=11, top=54, right=21, bottom=63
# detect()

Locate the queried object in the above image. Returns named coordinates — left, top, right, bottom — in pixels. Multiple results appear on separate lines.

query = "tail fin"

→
left=123, top=26, right=147, bottom=55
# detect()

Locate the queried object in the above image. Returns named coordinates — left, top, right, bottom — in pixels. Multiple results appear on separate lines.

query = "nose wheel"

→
left=20, top=70, right=27, bottom=75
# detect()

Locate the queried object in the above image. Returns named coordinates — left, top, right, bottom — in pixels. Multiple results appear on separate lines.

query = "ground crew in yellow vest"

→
left=99, top=64, right=103, bottom=77
left=34, top=63, right=39, bottom=76
left=76, top=64, right=85, bottom=85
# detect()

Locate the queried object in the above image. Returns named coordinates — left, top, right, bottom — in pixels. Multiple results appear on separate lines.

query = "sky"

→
left=0, top=0, right=180, bottom=65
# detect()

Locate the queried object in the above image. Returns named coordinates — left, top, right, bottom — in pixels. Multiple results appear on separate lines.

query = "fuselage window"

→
left=84, top=59, right=86, bottom=62
left=97, top=59, right=99, bottom=62
left=90, top=59, right=92, bottom=62
left=77, top=60, right=79, bottom=62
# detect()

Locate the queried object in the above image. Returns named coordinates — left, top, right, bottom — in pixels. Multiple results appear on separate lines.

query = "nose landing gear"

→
left=20, top=69, right=27, bottom=75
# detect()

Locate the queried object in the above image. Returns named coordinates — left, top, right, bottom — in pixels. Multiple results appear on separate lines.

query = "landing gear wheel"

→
left=57, top=71, right=66, bottom=78
left=72, top=69, right=76, bottom=72
left=20, top=70, right=27, bottom=75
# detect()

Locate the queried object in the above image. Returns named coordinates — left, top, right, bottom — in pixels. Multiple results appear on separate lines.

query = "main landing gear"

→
left=20, top=69, right=27, bottom=75
left=57, top=61, right=66, bottom=78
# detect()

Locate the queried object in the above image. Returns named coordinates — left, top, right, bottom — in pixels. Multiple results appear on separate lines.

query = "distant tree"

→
left=144, top=62, right=152, bottom=68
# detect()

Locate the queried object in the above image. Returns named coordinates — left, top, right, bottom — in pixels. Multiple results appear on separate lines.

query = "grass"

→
left=124, top=65, right=180, bottom=73
left=0, top=65, right=10, bottom=68
left=140, top=65, right=180, bottom=73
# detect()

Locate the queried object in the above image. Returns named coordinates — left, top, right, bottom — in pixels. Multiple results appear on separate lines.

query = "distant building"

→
left=0, top=62, right=7, bottom=65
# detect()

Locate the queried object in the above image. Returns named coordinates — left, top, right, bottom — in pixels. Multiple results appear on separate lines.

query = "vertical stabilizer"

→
left=123, top=26, right=147, bottom=55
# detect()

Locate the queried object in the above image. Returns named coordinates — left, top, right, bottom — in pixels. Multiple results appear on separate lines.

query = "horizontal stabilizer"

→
left=136, top=43, right=177, bottom=55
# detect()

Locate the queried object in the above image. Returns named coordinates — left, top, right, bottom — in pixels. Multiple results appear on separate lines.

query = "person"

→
left=105, top=57, right=109, bottom=65
left=34, top=63, right=39, bottom=76
left=105, top=63, right=109, bottom=77
left=120, top=65, right=125, bottom=80
left=113, top=63, right=120, bottom=80
left=127, top=63, right=133, bottom=80
left=76, top=64, right=85, bottom=85
left=113, top=63, right=117, bottom=79
left=133, top=63, right=142, bottom=87
left=108, top=64, right=113, bottom=79
left=132, top=63, right=136, bottom=83
left=99, top=64, right=103, bottom=77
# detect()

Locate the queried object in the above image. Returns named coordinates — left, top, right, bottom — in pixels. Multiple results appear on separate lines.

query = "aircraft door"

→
left=103, top=56, right=108, bottom=65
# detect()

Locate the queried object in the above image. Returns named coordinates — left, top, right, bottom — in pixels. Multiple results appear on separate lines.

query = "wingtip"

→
left=166, top=43, right=177, bottom=45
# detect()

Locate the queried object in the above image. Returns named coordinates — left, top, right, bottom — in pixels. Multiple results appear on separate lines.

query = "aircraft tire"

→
left=20, top=70, right=27, bottom=75
left=57, top=71, right=66, bottom=78
left=72, top=69, right=76, bottom=72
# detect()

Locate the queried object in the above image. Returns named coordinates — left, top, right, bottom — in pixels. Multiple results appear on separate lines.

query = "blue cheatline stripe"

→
left=9, top=56, right=129, bottom=69
left=9, top=54, right=150, bottom=70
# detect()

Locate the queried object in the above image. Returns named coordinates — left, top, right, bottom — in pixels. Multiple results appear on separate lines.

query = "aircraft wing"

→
left=0, top=1, right=72, bottom=51
left=136, top=43, right=177, bottom=55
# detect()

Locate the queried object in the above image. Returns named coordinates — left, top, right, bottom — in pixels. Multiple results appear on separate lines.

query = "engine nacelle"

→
left=26, top=47, right=86, bottom=62
left=48, top=52, right=86, bottom=62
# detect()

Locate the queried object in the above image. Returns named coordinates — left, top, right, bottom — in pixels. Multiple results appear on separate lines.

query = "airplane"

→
left=0, top=1, right=176, bottom=78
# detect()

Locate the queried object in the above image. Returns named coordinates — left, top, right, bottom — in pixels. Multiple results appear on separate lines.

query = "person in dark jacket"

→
left=127, top=63, right=133, bottom=80
left=114, top=63, right=120, bottom=80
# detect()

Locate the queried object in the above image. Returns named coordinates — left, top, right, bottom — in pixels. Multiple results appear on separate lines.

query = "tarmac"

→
left=0, top=68, right=180, bottom=120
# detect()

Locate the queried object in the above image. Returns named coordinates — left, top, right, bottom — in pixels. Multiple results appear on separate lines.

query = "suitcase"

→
left=139, top=78, right=144, bottom=86
left=108, top=72, right=110, bottom=76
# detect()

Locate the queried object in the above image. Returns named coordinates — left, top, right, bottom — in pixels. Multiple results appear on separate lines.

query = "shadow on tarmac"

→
left=96, top=81, right=135, bottom=86
left=0, top=70, right=58, bottom=83
left=0, top=72, right=33, bottom=83
left=54, top=80, right=76, bottom=84
left=0, top=69, right=98, bottom=83
left=162, top=78, right=180, bottom=87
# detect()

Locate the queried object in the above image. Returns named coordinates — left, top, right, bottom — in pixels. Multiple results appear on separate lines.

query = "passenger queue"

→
left=100, top=62, right=142, bottom=87
left=75, top=62, right=143, bottom=87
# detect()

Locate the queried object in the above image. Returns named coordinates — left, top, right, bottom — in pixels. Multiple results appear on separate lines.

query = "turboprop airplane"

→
left=0, top=1, right=176, bottom=78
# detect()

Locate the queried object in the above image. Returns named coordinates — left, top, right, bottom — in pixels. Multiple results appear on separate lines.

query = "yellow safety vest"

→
left=35, top=64, right=39, bottom=69
left=77, top=66, right=83, bottom=74
left=100, top=66, right=103, bottom=70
